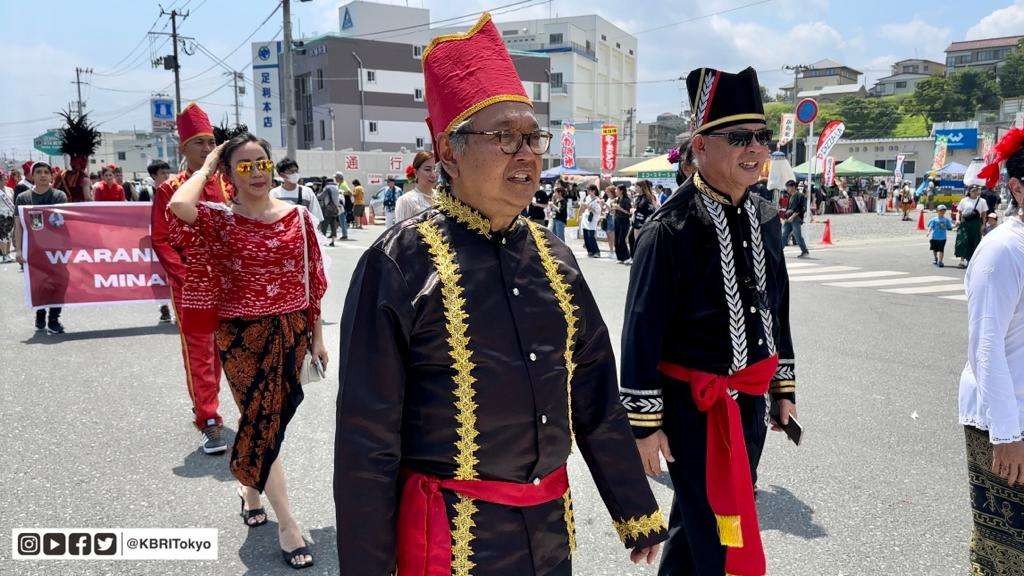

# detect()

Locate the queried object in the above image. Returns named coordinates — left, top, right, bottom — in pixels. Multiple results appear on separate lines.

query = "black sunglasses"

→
left=704, top=128, right=773, bottom=148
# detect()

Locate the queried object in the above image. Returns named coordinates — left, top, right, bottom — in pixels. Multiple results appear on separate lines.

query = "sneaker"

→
left=201, top=425, right=227, bottom=455
left=938, top=262, right=945, bottom=268
left=34, top=317, right=46, bottom=331
left=46, top=321, right=65, bottom=335
left=159, top=305, right=172, bottom=323
left=797, top=252, right=810, bottom=259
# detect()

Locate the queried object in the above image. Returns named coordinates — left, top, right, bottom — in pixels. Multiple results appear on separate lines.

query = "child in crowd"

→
left=983, top=212, right=999, bottom=236
left=927, top=204, right=955, bottom=267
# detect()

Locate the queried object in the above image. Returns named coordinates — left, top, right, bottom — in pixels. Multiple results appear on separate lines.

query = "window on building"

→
left=549, top=33, right=563, bottom=45
left=615, top=42, right=621, bottom=49
left=629, top=48, right=634, bottom=56
left=320, top=119, right=325, bottom=141
left=414, top=87, right=424, bottom=101
left=895, top=81, right=907, bottom=88
left=413, top=45, right=424, bottom=58
left=415, top=137, right=425, bottom=149
left=533, top=83, right=542, bottom=100
left=550, top=72, right=563, bottom=88
left=586, top=40, right=592, bottom=52
left=366, top=70, right=376, bottom=83
left=369, top=121, right=378, bottom=134
left=317, top=69, right=324, bottom=90
left=601, top=34, right=607, bottom=41
left=117, top=151, right=126, bottom=161
left=503, top=29, right=519, bottom=36
left=874, top=160, right=886, bottom=169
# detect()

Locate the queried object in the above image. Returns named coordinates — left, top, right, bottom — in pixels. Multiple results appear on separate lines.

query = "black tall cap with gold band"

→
left=686, top=66, right=765, bottom=135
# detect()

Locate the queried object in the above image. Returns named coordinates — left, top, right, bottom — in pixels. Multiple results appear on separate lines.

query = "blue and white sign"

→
left=342, top=7, right=354, bottom=30
left=151, top=98, right=175, bottom=133
left=251, top=41, right=284, bottom=148
left=934, top=128, right=978, bottom=150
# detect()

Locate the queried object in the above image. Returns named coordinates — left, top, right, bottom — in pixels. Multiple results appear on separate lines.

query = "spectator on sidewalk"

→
left=781, top=179, right=810, bottom=257
left=395, top=151, right=435, bottom=223
left=351, top=178, right=366, bottom=228
left=527, top=184, right=549, bottom=225
left=576, top=184, right=602, bottom=257
left=380, top=176, right=400, bottom=228
left=612, top=183, right=632, bottom=263
left=13, top=162, right=68, bottom=334
left=630, top=179, right=657, bottom=256
left=876, top=182, right=887, bottom=214
left=602, top=186, right=617, bottom=257
left=927, top=204, right=955, bottom=267
left=955, top=185, right=989, bottom=268
left=320, top=175, right=342, bottom=244
left=548, top=186, right=568, bottom=241
left=270, top=157, right=324, bottom=228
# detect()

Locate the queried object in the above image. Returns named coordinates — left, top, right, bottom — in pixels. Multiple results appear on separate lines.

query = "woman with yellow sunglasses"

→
left=168, top=132, right=327, bottom=570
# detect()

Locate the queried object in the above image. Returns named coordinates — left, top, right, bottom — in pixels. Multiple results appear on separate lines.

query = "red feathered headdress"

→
left=979, top=128, right=1024, bottom=188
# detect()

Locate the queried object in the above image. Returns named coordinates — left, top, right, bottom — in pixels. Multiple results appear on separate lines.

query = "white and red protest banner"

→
left=601, top=124, right=618, bottom=178
left=344, top=154, right=360, bottom=171
left=778, top=113, right=796, bottom=147
left=823, top=156, right=836, bottom=187
left=20, top=202, right=169, bottom=309
left=815, top=120, right=845, bottom=160
left=560, top=123, right=577, bottom=169
left=894, top=154, right=906, bottom=180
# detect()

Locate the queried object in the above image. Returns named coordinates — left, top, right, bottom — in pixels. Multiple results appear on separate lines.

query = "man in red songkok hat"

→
left=152, top=102, right=232, bottom=455
left=335, top=13, right=666, bottom=576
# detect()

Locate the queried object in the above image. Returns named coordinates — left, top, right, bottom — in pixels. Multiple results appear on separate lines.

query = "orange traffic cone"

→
left=917, top=208, right=926, bottom=231
left=888, top=196, right=894, bottom=211
left=820, top=219, right=833, bottom=245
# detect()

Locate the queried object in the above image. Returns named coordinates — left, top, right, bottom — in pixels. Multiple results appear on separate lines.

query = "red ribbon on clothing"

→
left=657, top=355, right=778, bottom=576
left=397, top=465, right=569, bottom=576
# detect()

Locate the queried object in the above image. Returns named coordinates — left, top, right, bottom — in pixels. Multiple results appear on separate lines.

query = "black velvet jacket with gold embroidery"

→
left=620, top=173, right=797, bottom=439
left=334, top=192, right=667, bottom=576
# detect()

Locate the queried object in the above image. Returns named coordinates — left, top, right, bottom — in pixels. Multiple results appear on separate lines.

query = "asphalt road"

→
left=0, top=213, right=972, bottom=575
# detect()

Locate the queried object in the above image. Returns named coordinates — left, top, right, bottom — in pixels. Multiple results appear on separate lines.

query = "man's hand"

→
left=636, top=430, right=674, bottom=477
left=14, top=251, right=24, bottom=264
left=770, top=399, right=797, bottom=432
left=993, top=440, right=1024, bottom=486
left=630, top=543, right=661, bottom=565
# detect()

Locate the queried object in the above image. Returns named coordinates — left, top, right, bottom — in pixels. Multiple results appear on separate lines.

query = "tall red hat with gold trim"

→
left=177, top=102, right=214, bottom=146
left=422, top=12, right=531, bottom=154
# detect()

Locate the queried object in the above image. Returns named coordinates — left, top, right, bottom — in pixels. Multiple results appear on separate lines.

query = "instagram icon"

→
left=17, top=533, right=40, bottom=556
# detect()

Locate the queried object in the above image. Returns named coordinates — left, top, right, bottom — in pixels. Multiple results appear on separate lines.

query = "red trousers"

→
left=171, top=290, right=222, bottom=430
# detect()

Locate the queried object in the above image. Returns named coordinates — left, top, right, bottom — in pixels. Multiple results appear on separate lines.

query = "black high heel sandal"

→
left=281, top=546, right=314, bottom=570
left=237, top=487, right=267, bottom=528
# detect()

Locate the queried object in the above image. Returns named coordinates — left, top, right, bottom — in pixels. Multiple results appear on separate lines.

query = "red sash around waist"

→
left=397, top=465, right=569, bottom=576
left=657, top=355, right=778, bottom=576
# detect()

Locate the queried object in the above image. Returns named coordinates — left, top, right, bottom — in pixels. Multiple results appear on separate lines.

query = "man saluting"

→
left=620, top=67, right=799, bottom=576
left=334, top=13, right=667, bottom=576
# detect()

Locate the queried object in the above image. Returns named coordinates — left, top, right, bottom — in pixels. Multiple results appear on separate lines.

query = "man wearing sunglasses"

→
left=151, top=102, right=233, bottom=456
left=335, top=13, right=666, bottom=576
left=621, top=66, right=799, bottom=576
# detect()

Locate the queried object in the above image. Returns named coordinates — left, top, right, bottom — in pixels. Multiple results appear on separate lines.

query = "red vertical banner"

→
left=560, top=123, right=577, bottom=169
left=824, top=156, right=836, bottom=187
left=601, top=124, right=618, bottom=179
left=20, top=202, right=171, bottom=309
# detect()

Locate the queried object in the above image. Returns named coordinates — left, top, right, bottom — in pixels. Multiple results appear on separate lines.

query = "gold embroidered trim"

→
left=693, top=172, right=732, bottom=205
left=613, top=510, right=668, bottom=544
left=444, top=94, right=534, bottom=135
left=451, top=495, right=479, bottom=576
left=527, top=221, right=579, bottom=447
left=694, top=113, right=766, bottom=135
left=563, top=489, right=577, bottom=555
left=417, top=221, right=480, bottom=481
left=436, top=191, right=492, bottom=237
left=423, top=12, right=493, bottom=62
left=770, top=379, right=796, bottom=393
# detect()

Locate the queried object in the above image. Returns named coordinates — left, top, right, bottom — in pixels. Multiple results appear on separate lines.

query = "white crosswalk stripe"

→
left=787, top=266, right=860, bottom=276
left=785, top=262, right=820, bottom=269
left=789, top=271, right=906, bottom=282
left=824, top=275, right=956, bottom=288
left=941, top=294, right=968, bottom=301
left=880, top=283, right=965, bottom=295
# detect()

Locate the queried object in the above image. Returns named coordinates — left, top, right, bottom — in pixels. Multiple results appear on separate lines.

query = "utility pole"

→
left=282, top=0, right=298, bottom=158
left=783, top=64, right=809, bottom=165
left=72, top=67, right=92, bottom=117
left=226, top=71, right=243, bottom=126
left=160, top=7, right=189, bottom=116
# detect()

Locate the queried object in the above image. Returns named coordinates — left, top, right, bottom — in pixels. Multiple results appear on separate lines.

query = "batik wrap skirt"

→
left=965, top=425, right=1024, bottom=576
left=216, top=310, right=309, bottom=492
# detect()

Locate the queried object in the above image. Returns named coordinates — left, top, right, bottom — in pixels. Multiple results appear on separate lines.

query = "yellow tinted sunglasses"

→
left=235, top=159, right=275, bottom=175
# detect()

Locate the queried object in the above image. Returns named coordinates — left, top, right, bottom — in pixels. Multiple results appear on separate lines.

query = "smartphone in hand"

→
left=769, top=405, right=803, bottom=446
left=312, top=358, right=326, bottom=379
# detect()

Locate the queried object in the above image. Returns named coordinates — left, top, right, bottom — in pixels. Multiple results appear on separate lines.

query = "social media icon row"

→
left=17, top=532, right=117, bottom=556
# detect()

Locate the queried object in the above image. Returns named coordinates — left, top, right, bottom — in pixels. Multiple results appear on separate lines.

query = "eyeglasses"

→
left=456, top=129, right=553, bottom=155
left=704, top=128, right=773, bottom=148
left=234, top=159, right=275, bottom=175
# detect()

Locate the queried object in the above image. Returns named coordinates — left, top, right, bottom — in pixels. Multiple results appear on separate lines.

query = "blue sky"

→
left=1, top=0, right=1022, bottom=159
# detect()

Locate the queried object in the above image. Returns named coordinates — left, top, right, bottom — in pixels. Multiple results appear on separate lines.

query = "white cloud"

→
left=878, top=18, right=950, bottom=60
left=965, top=1, right=1024, bottom=40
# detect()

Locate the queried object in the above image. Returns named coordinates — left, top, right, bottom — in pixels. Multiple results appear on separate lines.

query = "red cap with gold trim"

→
left=176, top=102, right=214, bottom=147
left=422, top=12, right=531, bottom=152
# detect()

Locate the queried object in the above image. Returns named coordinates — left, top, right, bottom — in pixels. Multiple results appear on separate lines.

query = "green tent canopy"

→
left=792, top=156, right=890, bottom=178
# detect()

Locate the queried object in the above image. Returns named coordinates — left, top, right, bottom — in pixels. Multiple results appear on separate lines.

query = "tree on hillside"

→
left=909, top=76, right=968, bottom=123
left=833, top=96, right=901, bottom=139
left=998, top=38, right=1024, bottom=98
left=950, top=69, right=1000, bottom=111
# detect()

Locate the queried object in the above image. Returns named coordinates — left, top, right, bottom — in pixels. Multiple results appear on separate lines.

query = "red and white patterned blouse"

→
left=169, top=202, right=327, bottom=326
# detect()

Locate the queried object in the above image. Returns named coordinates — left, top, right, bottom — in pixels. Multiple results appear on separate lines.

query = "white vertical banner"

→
left=824, top=156, right=836, bottom=187
left=894, top=154, right=906, bottom=181
left=251, top=42, right=284, bottom=148
left=778, top=113, right=796, bottom=147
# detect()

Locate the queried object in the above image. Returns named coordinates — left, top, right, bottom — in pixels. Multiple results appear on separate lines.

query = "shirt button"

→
left=501, top=237, right=507, bottom=245
left=758, top=338, right=764, bottom=345
left=540, top=414, right=548, bottom=424
left=742, top=240, right=748, bottom=248
left=750, top=306, right=757, bottom=314
left=529, top=352, right=537, bottom=362
left=738, top=207, right=743, bottom=214
left=533, top=477, right=541, bottom=486
left=512, top=287, right=520, bottom=296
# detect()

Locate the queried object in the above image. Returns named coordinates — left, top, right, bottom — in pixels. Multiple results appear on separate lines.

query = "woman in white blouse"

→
left=959, top=132, right=1024, bottom=574
left=394, top=151, right=436, bottom=223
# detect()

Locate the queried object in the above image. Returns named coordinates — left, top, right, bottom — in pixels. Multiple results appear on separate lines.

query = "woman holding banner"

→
left=168, top=132, right=327, bottom=570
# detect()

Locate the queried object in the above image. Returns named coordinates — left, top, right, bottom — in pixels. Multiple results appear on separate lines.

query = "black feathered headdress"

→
left=213, top=122, right=249, bottom=145
left=58, top=109, right=102, bottom=158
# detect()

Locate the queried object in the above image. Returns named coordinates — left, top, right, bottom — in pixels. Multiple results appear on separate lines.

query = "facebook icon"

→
left=68, top=533, right=91, bottom=556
